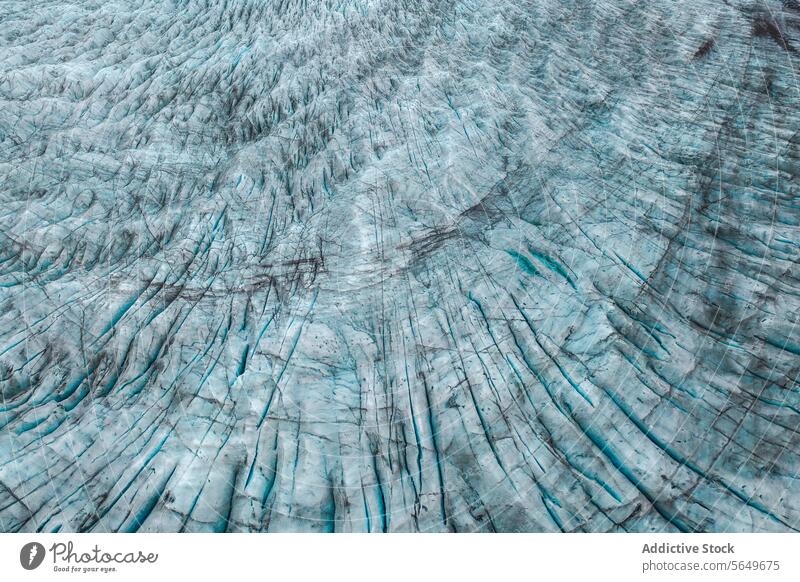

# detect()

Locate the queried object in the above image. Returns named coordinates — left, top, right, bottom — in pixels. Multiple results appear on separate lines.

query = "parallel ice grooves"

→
left=0, top=0, right=799, bottom=531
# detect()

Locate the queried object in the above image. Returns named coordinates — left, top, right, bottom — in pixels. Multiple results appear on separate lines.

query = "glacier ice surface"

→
left=0, top=0, right=799, bottom=532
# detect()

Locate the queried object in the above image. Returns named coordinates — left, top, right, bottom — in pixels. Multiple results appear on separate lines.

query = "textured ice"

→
left=1, top=0, right=799, bottom=532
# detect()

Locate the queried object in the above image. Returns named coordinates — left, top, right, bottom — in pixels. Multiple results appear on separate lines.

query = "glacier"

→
left=0, top=0, right=799, bottom=532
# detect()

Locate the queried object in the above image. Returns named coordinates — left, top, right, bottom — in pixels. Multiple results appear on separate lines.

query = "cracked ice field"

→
left=1, top=0, right=799, bottom=532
